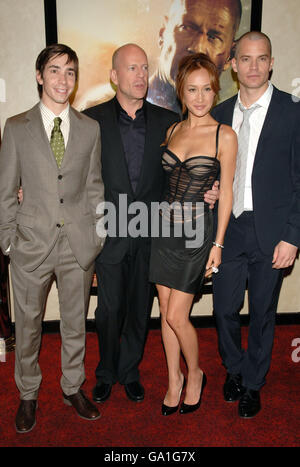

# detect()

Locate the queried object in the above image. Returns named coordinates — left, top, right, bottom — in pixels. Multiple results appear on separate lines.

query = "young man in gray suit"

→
left=0, top=44, right=105, bottom=433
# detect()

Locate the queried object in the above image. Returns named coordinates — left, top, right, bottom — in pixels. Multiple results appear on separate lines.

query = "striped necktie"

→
left=232, top=104, right=260, bottom=218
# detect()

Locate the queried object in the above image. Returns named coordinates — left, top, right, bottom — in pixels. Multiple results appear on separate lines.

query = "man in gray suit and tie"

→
left=0, top=44, right=105, bottom=433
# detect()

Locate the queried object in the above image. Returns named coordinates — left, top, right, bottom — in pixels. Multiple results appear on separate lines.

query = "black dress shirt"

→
left=115, top=98, right=146, bottom=193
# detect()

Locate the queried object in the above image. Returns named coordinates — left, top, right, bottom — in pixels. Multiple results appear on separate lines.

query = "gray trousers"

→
left=11, top=228, right=94, bottom=400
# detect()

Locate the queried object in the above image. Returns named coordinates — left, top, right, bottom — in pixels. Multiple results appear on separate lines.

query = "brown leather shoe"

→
left=63, top=389, right=101, bottom=420
left=15, top=400, right=38, bottom=433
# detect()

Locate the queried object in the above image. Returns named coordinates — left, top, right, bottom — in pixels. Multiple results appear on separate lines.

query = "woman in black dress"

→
left=149, top=53, right=237, bottom=415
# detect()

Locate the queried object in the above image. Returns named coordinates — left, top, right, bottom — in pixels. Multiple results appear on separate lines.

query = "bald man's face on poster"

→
left=158, top=0, right=241, bottom=85
left=56, top=0, right=251, bottom=112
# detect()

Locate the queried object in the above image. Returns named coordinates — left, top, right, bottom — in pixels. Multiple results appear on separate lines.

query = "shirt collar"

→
left=114, top=96, right=147, bottom=121
left=237, top=81, right=273, bottom=111
left=39, top=101, right=70, bottom=125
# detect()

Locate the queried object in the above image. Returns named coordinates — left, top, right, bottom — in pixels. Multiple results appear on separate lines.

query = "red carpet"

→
left=0, top=324, right=299, bottom=447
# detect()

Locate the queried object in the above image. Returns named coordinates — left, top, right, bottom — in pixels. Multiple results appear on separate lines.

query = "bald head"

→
left=110, top=43, right=149, bottom=106
left=112, top=43, right=147, bottom=70
left=235, top=31, right=272, bottom=58
left=168, top=0, right=242, bottom=32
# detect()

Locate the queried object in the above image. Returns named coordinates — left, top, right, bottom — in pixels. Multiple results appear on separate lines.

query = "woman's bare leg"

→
left=156, top=284, right=184, bottom=406
left=167, top=289, right=204, bottom=405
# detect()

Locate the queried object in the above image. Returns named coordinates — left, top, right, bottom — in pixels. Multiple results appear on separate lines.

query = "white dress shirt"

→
left=232, top=82, right=273, bottom=211
left=39, top=101, right=70, bottom=145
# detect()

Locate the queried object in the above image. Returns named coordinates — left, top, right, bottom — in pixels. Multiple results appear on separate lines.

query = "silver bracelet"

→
left=213, top=241, right=224, bottom=249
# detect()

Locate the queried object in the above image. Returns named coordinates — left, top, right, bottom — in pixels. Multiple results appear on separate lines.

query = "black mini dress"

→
left=149, top=123, right=221, bottom=294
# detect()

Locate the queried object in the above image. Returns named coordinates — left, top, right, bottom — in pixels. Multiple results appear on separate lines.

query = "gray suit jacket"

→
left=0, top=103, right=105, bottom=271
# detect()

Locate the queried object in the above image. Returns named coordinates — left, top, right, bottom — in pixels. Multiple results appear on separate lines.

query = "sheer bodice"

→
left=149, top=123, right=221, bottom=294
left=162, top=150, right=220, bottom=205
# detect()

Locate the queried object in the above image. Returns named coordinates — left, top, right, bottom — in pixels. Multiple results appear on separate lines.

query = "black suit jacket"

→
left=84, top=97, right=179, bottom=263
left=211, top=87, right=300, bottom=255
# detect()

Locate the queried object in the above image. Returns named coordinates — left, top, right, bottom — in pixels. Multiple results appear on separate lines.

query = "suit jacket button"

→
left=58, top=175, right=63, bottom=180
left=56, top=223, right=61, bottom=228
left=60, top=199, right=64, bottom=203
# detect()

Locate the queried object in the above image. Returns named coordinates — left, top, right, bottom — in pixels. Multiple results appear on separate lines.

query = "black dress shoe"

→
left=161, top=377, right=186, bottom=416
left=238, top=389, right=261, bottom=418
left=180, top=372, right=207, bottom=415
left=15, top=400, right=38, bottom=433
left=124, top=381, right=145, bottom=402
left=223, top=373, right=244, bottom=402
left=92, top=382, right=112, bottom=403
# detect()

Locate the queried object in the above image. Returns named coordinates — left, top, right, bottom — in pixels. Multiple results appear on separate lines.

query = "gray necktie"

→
left=232, top=104, right=260, bottom=218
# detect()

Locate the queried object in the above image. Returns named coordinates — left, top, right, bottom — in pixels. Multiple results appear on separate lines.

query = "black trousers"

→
left=213, top=212, right=283, bottom=391
left=94, top=241, right=155, bottom=385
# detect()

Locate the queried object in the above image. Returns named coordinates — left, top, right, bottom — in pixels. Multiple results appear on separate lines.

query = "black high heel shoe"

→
left=179, top=372, right=207, bottom=415
left=161, top=377, right=186, bottom=416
